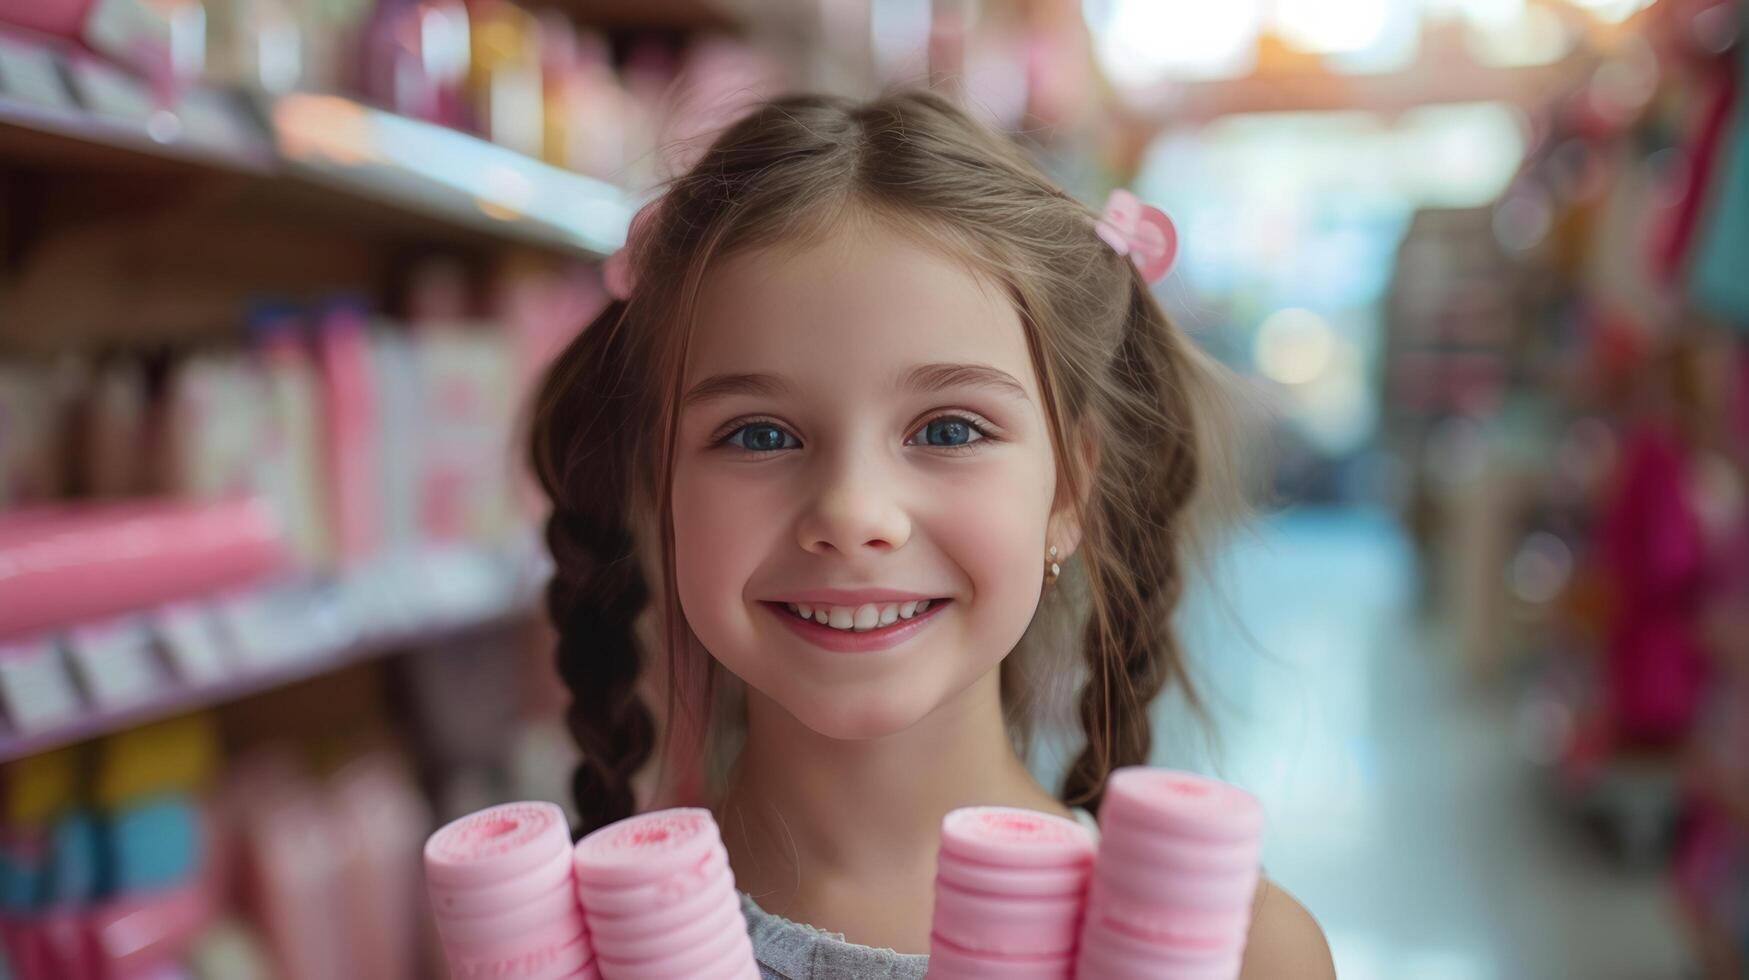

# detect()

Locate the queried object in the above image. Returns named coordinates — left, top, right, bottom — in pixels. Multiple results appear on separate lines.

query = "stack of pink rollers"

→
left=1076, top=767, right=1264, bottom=979
left=926, top=806, right=1096, bottom=979
left=571, top=807, right=760, bottom=979
left=425, top=801, right=599, bottom=980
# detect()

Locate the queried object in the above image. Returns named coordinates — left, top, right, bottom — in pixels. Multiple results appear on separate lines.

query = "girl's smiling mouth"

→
left=761, top=598, right=952, bottom=653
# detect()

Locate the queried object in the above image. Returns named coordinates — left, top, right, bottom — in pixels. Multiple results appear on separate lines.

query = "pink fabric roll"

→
left=926, top=931, right=1073, bottom=979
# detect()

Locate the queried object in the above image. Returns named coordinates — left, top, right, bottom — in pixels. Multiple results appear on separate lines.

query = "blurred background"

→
left=0, top=0, right=1744, bottom=977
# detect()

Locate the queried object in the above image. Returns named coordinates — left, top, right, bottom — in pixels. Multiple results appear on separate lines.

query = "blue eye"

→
left=912, top=417, right=985, bottom=448
left=725, top=422, right=797, bottom=452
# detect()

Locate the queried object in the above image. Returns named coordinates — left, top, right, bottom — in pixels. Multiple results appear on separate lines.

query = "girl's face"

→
left=671, top=218, right=1072, bottom=741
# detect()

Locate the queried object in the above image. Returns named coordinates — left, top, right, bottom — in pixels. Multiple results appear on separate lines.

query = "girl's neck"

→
left=712, top=670, right=1071, bottom=939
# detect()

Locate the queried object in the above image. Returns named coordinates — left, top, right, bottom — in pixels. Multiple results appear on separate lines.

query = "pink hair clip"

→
left=1094, top=189, right=1178, bottom=285
left=602, top=198, right=661, bottom=301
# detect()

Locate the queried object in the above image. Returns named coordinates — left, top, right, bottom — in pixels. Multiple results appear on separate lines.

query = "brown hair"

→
left=529, top=87, right=1243, bottom=837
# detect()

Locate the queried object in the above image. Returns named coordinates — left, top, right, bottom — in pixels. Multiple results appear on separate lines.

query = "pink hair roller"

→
left=427, top=802, right=573, bottom=890
left=937, top=807, right=1097, bottom=869
left=924, top=806, right=1093, bottom=978
left=586, top=892, right=743, bottom=962
left=433, top=845, right=577, bottom=918
left=436, top=874, right=585, bottom=947
left=1085, top=883, right=1255, bottom=948
left=926, top=932, right=1073, bottom=979
left=1098, top=769, right=1263, bottom=843
left=571, top=807, right=759, bottom=979
left=930, top=878, right=1083, bottom=956
left=575, top=842, right=730, bottom=919
left=592, top=913, right=753, bottom=978
left=584, top=860, right=734, bottom=941
left=933, top=849, right=1089, bottom=898
left=1075, top=768, right=1265, bottom=980
left=445, top=931, right=594, bottom=980
left=427, top=801, right=598, bottom=980
left=1077, top=916, right=1243, bottom=979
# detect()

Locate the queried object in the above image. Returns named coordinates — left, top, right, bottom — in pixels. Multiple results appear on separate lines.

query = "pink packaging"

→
left=313, top=300, right=381, bottom=566
left=329, top=753, right=431, bottom=980
left=0, top=498, right=286, bottom=642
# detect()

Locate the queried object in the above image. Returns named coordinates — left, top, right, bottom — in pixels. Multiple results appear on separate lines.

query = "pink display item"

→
left=575, top=841, right=729, bottom=918
left=929, top=878, right=1083, bottom=957
left=926, top=931, right=1073, bottom=979
left=593, top=914, right=753, bottom=979
left=446, top=932, right=594, bottom=980
left=435, top=873, right=586, bottom=946
left=586, top=887, right=743, bottom=961
left=582, top=864, right=735, bottom=940
left=1099, top=769, right=1264, bottom=843
left=572, top=807, right=721, bottom=889
left=1076, top=917, right=1243, bottom=979
left=933, top=849, right=1091, bottom=898
left=1085, top=885, right=1253, bottom=949
left=426, top=801, right=571, bottom=890
left=433, top=843, right=577, bottom=918
left=937, top=807, right=1097, bottom=870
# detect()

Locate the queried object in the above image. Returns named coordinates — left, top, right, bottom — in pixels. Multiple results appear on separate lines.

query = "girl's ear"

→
left=1049, top=423, right=1100, bottom=561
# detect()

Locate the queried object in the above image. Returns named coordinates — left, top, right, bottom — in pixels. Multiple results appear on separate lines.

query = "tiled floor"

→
left=1081, top=507, right=1692, bottom=979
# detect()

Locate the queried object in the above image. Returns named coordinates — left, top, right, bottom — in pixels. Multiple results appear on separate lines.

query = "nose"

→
left=795, top=446, right=912, bottom=556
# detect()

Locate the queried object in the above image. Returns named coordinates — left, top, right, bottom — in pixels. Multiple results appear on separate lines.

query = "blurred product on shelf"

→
left=0, top=285, right=553, bottom=756
left=0, top=499, right=286, bottom=642
left=0, top=695, right=569, bottom=978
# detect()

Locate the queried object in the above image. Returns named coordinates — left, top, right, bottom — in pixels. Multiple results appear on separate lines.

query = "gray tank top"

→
left=737, top=807, right=1100, bottom=980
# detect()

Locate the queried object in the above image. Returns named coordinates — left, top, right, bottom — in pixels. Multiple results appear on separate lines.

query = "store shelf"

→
left=0, top=38, right=635, bottom=260
left=0, top=545, right=550, bottom=763
left=269, top=94, right=633, bottom=259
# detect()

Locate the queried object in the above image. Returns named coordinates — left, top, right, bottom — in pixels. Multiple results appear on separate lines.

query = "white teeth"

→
left=783, top=599, right=941, bottom=631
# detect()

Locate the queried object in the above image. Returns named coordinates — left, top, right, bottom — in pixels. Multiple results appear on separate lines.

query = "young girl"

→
left=529, top=88, right=1335, bottom=979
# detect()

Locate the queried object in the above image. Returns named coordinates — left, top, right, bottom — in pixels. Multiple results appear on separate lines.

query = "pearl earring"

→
left=1046, top=545, right=1060, bottom=586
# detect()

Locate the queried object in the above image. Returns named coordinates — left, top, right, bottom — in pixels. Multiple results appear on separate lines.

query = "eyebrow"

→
left=681, top=361, right=1031, bottom=410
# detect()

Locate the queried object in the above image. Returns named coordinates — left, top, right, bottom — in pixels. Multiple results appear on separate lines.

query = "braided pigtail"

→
left=1059, top=269, right=1225, bottom=817
left=529, top=301, right=659, bottom=837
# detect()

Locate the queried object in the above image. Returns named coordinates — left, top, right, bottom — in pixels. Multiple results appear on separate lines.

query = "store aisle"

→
left=1154, top=508, right=1691, bottom=980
